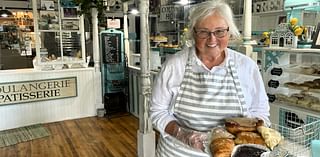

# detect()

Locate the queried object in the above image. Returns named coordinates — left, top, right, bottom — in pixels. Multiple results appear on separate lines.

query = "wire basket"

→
left=269, top=119, right=320, bottom=157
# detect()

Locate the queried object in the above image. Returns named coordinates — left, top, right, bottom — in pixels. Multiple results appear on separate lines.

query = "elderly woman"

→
left=149, top=0, right=270, bottom=156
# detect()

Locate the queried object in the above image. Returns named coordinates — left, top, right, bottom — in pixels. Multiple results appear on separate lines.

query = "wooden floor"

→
left=0, top=113, right=139, bottom=157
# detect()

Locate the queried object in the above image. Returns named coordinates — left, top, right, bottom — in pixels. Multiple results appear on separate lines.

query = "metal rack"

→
left=270, top=110, right=320, bottom=157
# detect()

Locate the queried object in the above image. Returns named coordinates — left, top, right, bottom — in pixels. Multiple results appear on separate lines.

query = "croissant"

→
left=210, top=138, right=235, bottom=157
left=257, top=126, right=283, bottom=150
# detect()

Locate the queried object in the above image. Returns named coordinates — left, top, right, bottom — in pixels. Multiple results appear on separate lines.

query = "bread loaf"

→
left=210, top=127, right=235, bottom=141
left=234, top=132, right=266, bottom=146
left=225, top=117, right=264, bottom=134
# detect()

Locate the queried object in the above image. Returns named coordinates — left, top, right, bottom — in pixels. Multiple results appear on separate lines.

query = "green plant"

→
left=72, top=0, right=132, bottom=26
left=72, top=0, right=108, bottom=25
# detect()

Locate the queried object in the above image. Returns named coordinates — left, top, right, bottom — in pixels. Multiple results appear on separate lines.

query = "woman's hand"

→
left=173, top=125, right=208, bottom=152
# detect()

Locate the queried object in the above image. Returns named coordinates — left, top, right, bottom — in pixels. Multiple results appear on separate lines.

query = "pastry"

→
left=298, top=84, right=310, bottom=90
left=311, top=64, right=320, bottom=70
left=313, top=78, right=320, bottom=85
left=301, top=66, right=316, bottom=75
left=257, top=126, right=283, bottom=150
left=310, top=103, right=320, bottom=112
left=303, top=81, right=316, bottom=88
left=286, top=96, right=298, bottom=104
left=275, top=93, right=288, bottom=102
left=284, top=82, right=300, bottom=90
left=314, top=78, right=320, bottom=82
left=291, top=93, right=304, bottom=100
left=210, top=138, right=235, bottom=157
left=304, top=95, right=320, bottom=103
left=210, top=127, right=235, bottom=141
left=297, top=99, right=312, bottom=108
left=309, top=86, right=320, bottom=93
left=234, top=132, right=266, bottom=146
left=225, top=117, right=264, bottom=134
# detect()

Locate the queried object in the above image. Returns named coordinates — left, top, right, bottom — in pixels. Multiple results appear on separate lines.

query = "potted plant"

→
left=72, top=0, right=132, bottom=26
left=72, top=0, right=108, bottom=26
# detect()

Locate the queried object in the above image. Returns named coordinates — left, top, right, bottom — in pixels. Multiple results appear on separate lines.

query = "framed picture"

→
left=62, top=19, right=79, bottom=30
left=277, top=15, right=287, bottom=25
left=61, top=7, right=79, bottom=19
left=41, top=0, right=55, bottom=11
left=39, top=11, right=59, bottom=30
left=311, top=23, right=320, bottom=49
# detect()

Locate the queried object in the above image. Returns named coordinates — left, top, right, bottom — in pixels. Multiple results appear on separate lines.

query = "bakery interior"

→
left=0, top=0, right=319, bottom=156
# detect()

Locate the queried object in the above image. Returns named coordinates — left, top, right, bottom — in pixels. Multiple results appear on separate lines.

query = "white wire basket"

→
left=269, top=119, right=320, bottom=157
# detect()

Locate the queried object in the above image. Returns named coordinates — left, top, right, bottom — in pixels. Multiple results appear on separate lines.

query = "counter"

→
left=0, top=67, right=103, bottom=131
left=128, top=66, right=158, bottom=117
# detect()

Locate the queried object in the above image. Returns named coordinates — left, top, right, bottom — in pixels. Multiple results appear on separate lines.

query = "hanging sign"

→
left=160, top=5, right=183, bottom=21
left=107, top=19, right=121, bottom=29
left=0, top=77, right=77, bottom=105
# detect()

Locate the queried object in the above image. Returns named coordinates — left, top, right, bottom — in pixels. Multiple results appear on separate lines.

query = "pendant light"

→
left=173, top=0, right=195, bottom=5
left=128, top=1, right=139, bottom=15
left=0, top=9, right=13, bottom=17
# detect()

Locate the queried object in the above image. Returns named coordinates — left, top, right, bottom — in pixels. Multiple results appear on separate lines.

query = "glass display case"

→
left=261, top=47, right=320, bottom=126
left=262, top=47, right=320, bottom=111
left=32, top=0, right=86, bottom=70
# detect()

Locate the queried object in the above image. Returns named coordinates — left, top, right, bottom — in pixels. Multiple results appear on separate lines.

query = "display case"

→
left=32, top=0, right=86, bottom=70
left=261, top=47, right=320, bottom=125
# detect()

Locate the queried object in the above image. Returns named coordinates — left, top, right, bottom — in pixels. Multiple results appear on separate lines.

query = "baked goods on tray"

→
left=208, top=117, right=283, bottom=157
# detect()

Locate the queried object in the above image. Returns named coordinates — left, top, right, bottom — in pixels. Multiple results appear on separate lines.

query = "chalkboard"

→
left=101, top=32, right=122, bottom=64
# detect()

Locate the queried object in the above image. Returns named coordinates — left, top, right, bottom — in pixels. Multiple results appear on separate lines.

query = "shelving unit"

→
left=261, top=47, right=320, bottom=126
left=32, top=0, right=86, bottom=70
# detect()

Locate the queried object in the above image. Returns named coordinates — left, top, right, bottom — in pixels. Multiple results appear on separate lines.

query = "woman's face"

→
left=194, top=13, right=229, bottom=55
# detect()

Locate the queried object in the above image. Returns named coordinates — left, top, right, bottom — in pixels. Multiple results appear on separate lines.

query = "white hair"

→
left=187, top=0, right=240, bottom=42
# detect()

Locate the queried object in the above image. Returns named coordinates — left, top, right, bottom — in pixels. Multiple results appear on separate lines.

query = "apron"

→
left=156, top=50, right=248, bottom=157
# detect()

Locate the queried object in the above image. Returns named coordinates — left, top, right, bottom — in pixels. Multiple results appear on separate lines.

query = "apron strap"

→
left=228, top=59, right=247, bottom=116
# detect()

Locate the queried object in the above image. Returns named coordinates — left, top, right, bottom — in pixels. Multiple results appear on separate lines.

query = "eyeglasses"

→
left=194, top=27, right=229, bottom=39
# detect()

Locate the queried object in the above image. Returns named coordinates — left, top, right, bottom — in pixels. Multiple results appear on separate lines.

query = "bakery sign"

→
left=0, top=77, right=77, bottom=105
left=253, top=0, right=284, bottom=13
left=160, top=5, right=183, bottom=21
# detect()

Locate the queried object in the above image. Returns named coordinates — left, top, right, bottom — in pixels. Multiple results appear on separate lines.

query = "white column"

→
left=240, top=0, right=257, bottom=62
left=91, top=8, right=101, bottom=71
left=91, top=8, right=104, bottom=110
left=123, top=3, right=130, bottom=65
left=137, top=0, right=155, bottom=157
left=243, top=0, right=252, bottom=44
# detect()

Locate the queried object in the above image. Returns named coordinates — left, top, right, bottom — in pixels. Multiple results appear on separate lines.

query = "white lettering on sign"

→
left=160, top=5, right=182, bottom=21
left=0, top=77, right=77, bottom=105
left=253, top=0, right=284, bottom=13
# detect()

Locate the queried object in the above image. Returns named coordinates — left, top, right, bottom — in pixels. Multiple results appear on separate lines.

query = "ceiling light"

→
left=0, top=9, right=13, bottom=18
left=174, top=0, right=194, bottom=5
left=129, top=8, right=139, bottom=15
